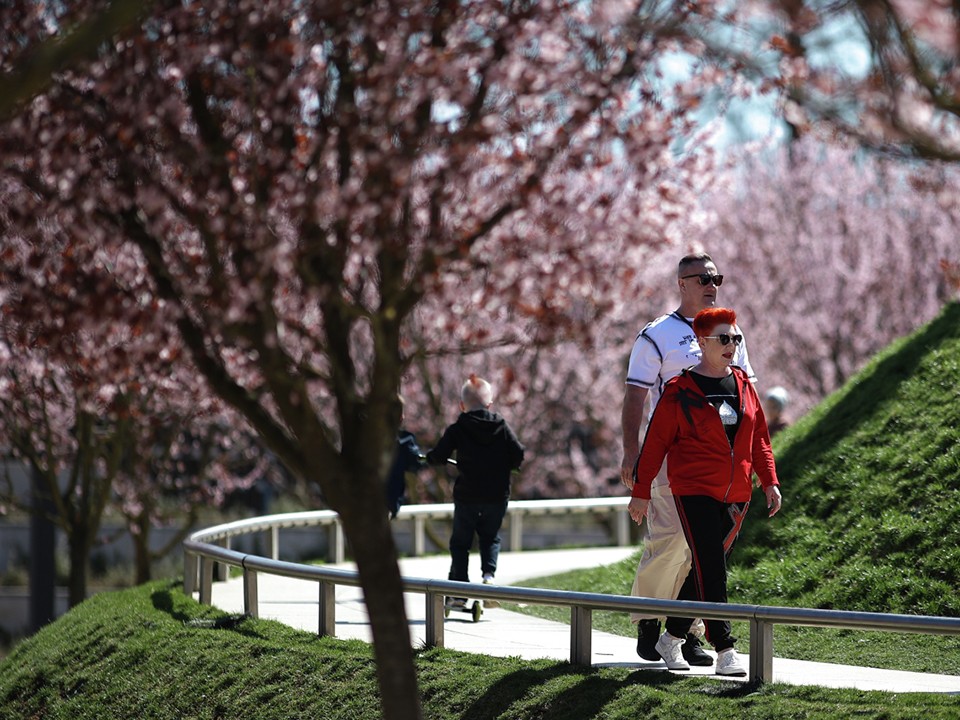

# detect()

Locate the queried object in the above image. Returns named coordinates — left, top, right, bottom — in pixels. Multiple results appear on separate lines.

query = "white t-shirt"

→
left=625, top=311, right=756, bottom=422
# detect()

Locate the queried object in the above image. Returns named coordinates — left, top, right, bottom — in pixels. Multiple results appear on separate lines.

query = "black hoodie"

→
left=426, top=409, right=525, bottom=503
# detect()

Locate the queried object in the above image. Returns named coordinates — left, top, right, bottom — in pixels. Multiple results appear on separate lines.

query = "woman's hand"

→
left=628, top=496, right=649, bottom=525
left=765, top=485, right=782, bottom=517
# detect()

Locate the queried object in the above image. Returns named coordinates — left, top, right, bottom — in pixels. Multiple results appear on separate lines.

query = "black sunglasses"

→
left=681, top=273, right=724, bottom=287
left=703, top=333, right=743, bottom=346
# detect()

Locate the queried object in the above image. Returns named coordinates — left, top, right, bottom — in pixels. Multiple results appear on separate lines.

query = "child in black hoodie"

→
left=427, top=374, right=524, bottom=604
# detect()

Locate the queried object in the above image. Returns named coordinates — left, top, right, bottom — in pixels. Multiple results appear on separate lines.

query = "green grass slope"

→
left=2, top=580, right=958, bottom=720
left=733, top=299, right=960, bottom=616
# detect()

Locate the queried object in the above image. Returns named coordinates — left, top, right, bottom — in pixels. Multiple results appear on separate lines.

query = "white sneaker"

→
left=481, top=575, right=499, bottom=607
left=655, top=632, right=690, bottom=670
left=715, top=648, right=747, bottom=677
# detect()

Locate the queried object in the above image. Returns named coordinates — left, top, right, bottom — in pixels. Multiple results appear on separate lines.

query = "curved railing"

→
left=183, top=498, right=960, bottom=684
left=184, top=496, right=633, bottom=566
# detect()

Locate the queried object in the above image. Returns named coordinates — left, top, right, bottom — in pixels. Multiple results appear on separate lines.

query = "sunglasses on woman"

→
left=681, top=273, right=724, bottom=287
left=703, top=333, right=743, bottom=346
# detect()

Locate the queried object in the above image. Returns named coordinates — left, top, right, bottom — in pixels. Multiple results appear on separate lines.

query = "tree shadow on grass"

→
left=457, top=664, right=717, bottom=720
left=151, top=584, right=249, bottom=632
left=151, top=582, right=190, bottom=621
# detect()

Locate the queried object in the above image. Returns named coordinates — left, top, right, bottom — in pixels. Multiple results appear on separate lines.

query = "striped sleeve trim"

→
left=625, top=332, right=661, bottom=388
left=639, top=331, right=661, bottom=362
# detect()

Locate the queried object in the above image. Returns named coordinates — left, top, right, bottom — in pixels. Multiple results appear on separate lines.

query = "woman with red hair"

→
left=627, top=307, right=782, bottom=677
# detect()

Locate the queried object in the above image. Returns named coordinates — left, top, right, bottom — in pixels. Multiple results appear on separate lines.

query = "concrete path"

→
left=205, top=547, right=960, bottom=694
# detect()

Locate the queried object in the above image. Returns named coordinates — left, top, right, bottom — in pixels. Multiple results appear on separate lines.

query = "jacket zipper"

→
left=722, top=448, right=735, bottom=503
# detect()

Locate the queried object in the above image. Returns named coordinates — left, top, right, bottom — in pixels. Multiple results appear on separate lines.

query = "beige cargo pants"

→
left=630, top=474, right=705, bottom=636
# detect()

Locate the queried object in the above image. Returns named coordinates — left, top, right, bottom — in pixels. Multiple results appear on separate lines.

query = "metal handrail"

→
left=182, top=502, right=960, bottom=684
left=187, top=497, right=634, bottom=564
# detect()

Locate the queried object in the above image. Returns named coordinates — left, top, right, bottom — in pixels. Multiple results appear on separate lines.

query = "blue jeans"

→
left=448, top=500, right=508, bottom=582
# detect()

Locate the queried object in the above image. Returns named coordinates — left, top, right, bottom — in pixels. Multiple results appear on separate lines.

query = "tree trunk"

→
left=133, top=518, right=152, bottom=585
left=67, top=533, right=89, bottom=608
left=338, top=489, right=423, bottom=720
left=29, top=466, right=57, bottom=631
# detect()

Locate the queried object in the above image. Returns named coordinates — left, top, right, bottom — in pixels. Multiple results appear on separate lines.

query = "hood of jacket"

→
left=458, top=409, right=508, bottom=445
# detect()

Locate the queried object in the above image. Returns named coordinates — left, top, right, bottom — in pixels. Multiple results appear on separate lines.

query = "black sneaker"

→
left=681, top=633, right=714, bottom=666
left=636, top=620, right=662, bottom=661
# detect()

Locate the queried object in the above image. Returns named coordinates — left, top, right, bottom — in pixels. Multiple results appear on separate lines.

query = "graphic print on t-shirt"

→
left=690, top=371, right=741, bottom=447
left=716, top=399, right=738, bottom=426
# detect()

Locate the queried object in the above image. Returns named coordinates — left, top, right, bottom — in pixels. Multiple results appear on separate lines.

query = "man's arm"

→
left=620, top=384, right=648, bottom=488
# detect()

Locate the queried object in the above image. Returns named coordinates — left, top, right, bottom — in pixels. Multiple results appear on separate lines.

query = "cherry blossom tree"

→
left=0, top=334, right=272, bottom=596
left=751, top=1, right=960, bottom=159
left=0, top=256, right=260, bottom=602
left=1, top=172, right=266, bottom=595
left=0, top=345, right=121, bottom=608
left=400, top=137, right=960, bottom=512
left=110, top=383, right=269, bottom=585
left=0, top=216, right=190, bottom=606
left=4, top=3, right=957, bottom=718
left=0, top=0, right=153, bottom=122
left=690, top=136, right=960, bottom=417
left=0, top=2, right=732, bottom=717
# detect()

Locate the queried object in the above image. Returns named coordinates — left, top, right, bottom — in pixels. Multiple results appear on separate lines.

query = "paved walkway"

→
left=206, top=547, right=960, bottom=694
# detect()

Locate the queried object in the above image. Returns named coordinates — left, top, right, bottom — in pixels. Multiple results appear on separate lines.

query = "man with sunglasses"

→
left=620, top=252, right=756, bottom=667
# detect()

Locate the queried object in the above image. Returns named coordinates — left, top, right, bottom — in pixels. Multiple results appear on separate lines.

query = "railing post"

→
left=570, top=606, right=592, bottom=665
left=510, top=514, right=523, bottom=551
left=199, top=556, right=214, bottom=605
left=749, top=617, right=773, bottom=683
left=267, top=527, right=279, bottom=560
left=414, top=516, right=426, bottom=557
left=319, top=580, right=336, bottom=636
left=425, top=592, right=445, bottom=648
left=183, top=552, right=198, bottom=596
left=243, top=567, right=259, bottom=618
left=329, top=522, right=345, bottom=564
left=216, top=538, right=230, bottom=581
left=615, top=510, right=630, bottom=547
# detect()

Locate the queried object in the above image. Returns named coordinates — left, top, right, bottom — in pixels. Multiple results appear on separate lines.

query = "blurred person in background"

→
left=427, top=375, right=524, bottom=608
left=762, top=386, right=791, bottom=437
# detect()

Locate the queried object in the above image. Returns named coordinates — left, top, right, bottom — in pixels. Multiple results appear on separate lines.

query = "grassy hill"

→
left=733, top=299, right=960, bottom=617
left=0, top=302, right=958, bottom=719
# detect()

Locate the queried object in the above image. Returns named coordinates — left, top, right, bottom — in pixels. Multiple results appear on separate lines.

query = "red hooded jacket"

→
left=631, top=366, right=779, bottom=503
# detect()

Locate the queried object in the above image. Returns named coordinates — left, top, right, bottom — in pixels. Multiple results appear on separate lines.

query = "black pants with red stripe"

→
left=665, top=494, right=749, bottom=653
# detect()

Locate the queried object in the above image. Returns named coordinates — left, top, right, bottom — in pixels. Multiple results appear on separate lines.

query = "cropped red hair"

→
left=693, top=307, right=737, bottom=338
